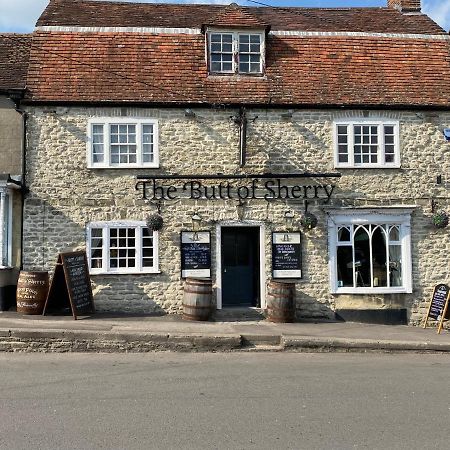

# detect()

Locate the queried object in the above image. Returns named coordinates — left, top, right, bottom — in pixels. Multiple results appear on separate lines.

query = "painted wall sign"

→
left=181, top=231, right=211, bottom=278
left=272, top=232, right=302, bottom=279
left=423, top=284, right=450, bottom=334
left=43, top=251, right=95, bottom=320
left=136, top=178, right=335, bottom=202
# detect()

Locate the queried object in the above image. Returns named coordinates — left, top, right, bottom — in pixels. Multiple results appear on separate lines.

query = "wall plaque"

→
left=43, top=251, right=95, bottom=320
left=272, top=232, right=302, bottom=279
left=180, top=231, right=211, bottom=278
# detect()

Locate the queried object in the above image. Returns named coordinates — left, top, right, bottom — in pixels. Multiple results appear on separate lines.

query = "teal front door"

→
left=222, top=227, right=260, bottom=307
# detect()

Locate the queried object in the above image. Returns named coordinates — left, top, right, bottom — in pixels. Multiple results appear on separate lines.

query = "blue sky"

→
left=1, top=0, right=449, bottom=32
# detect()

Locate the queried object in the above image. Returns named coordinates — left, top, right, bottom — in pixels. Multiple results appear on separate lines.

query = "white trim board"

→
left=36, top=26, right=450, bottom=41
left=215, top=221, right=266, bottom=310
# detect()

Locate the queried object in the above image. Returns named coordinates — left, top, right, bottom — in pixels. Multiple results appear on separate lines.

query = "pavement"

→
left=1, top=311, right=450, bottom=353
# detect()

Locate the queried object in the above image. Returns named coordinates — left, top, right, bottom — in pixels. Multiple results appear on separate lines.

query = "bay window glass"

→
left=329, top=210, right=412, bottom=293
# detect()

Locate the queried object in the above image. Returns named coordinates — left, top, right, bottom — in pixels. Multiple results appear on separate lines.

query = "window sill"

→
left=87, top=164, right=159, bottom=169
left=335, top=164, right=401, bottom=169
left=90, top=270, right=161, bottom=275
left=332, top=287, right=411, bottom=295
left=207, top=73, right=266, bottom=79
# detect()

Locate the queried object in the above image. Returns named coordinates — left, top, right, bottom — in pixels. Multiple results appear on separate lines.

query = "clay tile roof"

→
left=203, top=3, right=270, bottom=32
left=24, top=1, right=450, bottom=108
left=0, top=34, right=31, bottom=91
left=36, top=1, right=445, bottom=35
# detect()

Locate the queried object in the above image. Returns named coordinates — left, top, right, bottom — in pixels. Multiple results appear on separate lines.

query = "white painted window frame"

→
left=207, top=29, right=265, bottom=75
left=333, top=118, right=400, bottom=168
left=328, top=209, right=413, bottom=294
left=0, top=187, right=13, bottom=268
left=87, top=118, right=159, bottom=169
left=86, top=221, right=159, bottom=275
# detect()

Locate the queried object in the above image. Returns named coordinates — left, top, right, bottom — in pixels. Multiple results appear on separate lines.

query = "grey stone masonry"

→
left=23, top=106, right=450, bottom=323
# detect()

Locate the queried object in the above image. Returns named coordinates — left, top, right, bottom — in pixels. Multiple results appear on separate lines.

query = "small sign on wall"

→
left=180, top=231, right=211, bottom=278
left=272, top=232, right=302, bottom=279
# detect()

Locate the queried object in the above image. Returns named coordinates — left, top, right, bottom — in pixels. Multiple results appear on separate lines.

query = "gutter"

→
left=18, top=99, right=450, bottom=112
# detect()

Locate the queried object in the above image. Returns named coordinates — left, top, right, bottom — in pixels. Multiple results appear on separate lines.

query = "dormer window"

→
left=208, top=31, right=264, bottom=75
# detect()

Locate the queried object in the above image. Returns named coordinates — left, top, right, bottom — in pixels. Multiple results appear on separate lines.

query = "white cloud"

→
left=423, top=0, right=450, bottom=31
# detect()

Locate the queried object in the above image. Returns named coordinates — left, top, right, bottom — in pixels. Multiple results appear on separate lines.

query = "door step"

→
left=214, top=307, right=266, bottom=322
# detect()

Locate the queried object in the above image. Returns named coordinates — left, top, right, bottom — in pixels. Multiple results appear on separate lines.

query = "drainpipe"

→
left=8, top=91, right=28, bottom=270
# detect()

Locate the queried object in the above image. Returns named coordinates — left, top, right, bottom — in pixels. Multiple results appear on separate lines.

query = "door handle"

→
left=224, top=269, right=227, bottom=273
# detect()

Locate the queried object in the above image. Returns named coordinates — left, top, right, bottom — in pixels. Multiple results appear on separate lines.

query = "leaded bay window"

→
left=334, top=120, right=399, bottom=168
left=87, top=118, right=159, bottom=168
left=208, top=31, right=264, bottom=74
left=87, top=222, right=159, bottom=274
left=328, top=210, right=412, bottom=294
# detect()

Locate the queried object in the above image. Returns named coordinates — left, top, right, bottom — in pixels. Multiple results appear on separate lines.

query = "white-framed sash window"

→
left=0, top=187, right=12, bottom=268
left=208, top=30, right=264, bottom=74
left=87, top=118, right=159, bottom=169
left=87, top=221, right=159, bottom=274
left=328, top=209, right=413, bottom=294
left=334, top=119, right=400, bottom=168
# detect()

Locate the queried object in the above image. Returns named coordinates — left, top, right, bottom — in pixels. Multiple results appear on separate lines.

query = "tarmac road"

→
left=0, top=352, right=449, bottom=450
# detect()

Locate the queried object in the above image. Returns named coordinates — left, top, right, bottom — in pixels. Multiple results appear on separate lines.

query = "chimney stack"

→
left=387, top=0, right=421, bottom=12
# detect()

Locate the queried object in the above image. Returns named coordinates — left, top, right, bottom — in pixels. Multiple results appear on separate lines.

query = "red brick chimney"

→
left=387, top=0, right=421, bottom=12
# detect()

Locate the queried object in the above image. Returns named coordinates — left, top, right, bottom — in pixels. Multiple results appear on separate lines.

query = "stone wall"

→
left=23, top=106, right=450, bottom=322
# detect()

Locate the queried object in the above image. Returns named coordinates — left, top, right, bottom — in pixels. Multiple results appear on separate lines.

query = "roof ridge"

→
left=203, top=2, right=270, bottom=31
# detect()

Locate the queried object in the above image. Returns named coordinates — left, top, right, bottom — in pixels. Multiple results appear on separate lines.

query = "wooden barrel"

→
left=266, top=280, right=296, bottom=323
left=182, top=278, right=212, bottom=321
left=16, top=271, right=49, bottom=315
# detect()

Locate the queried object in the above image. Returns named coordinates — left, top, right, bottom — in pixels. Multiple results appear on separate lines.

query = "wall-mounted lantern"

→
left=283, top=210, right=295, bottom=241
left=191, top=212, right=202, bottom=240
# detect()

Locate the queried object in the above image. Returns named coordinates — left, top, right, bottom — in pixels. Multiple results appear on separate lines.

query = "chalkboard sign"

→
left=423, top=284, right=450, bottom=334
left=272, top=232, right=302, bottom=279
left=43, top=251, right=95, bottom=320
left=181, top=231, right=211, bottom=278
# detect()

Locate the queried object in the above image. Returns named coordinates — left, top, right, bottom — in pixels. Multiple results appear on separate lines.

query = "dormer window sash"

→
left=208, top=29, right=264, bottom=75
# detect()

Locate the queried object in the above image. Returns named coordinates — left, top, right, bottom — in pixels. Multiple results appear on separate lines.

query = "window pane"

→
left=239, top=35, right=249, bottom=44
left=372, top=226, right=388, bottom=287
left=337, top=246, right=353, bottom=287
left=353, top=226, right=370, bottom=287
left=389, top=245, right=402, bottom=286
left=338, top=226, right=350, bottom=242
left=353, top=125, right=378, bottom=164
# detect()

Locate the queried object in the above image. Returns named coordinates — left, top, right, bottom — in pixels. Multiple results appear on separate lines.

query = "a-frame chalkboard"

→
left=423, top=284, right=450, bottom=334
left=43, top=251, right=95, bottom=320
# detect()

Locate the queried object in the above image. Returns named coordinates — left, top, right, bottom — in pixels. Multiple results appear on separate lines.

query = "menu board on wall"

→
left=43, top=251, right=95, bottom=320
left=423, top=283, right=450, bottom=334
left=272, top=232, right=302, bottom=279
left=180, top=231, right=211, bottom=278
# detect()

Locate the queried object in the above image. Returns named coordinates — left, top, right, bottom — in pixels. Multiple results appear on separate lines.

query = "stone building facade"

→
left=19, top=0, right=450, bottom=324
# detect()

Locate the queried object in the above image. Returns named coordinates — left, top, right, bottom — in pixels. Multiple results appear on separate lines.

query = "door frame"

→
left=216, top=221, right=266, bottom=310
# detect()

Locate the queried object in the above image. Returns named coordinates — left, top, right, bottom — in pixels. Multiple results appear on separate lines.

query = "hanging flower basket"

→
left=431, top=210, right=449, bottom=229
left=146, top=213, right=164, bottom=231
left=300, top=212, right=318, bottom=230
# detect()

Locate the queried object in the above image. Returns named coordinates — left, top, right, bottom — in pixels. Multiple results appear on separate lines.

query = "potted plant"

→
left=300, top=212, right=318, bottom=230
left=431, top=210, right=449, bottom=229
left=146, top=213, right=164, bottom=231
